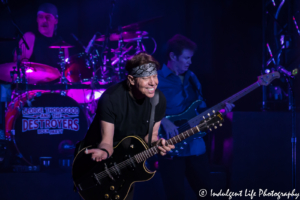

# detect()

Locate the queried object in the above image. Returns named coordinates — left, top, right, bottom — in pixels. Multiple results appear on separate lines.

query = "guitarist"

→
left=157, top=34, right=234, bottom=200
left=83, top=52, right=175, bottom=200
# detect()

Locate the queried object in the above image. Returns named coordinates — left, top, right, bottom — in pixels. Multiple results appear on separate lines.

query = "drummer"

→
left=14, top=3, right=68, bottom=69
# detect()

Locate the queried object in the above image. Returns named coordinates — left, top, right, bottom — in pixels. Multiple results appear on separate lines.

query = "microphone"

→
left=277, top=66, right=298, bottom=78
left=85, top=34, right=97, bottom=54
left=71, top=33, right=86, bottom=50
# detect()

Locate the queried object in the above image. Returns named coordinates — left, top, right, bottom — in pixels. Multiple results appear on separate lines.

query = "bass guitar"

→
left=72, top=112, right=224, bottom=200
left=159, top=72, right=280, bottom=156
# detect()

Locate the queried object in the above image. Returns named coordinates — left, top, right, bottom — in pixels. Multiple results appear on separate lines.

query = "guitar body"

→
left=72, top=136, right=155, bottom=200
left=159, top=100, right=207, bottom=156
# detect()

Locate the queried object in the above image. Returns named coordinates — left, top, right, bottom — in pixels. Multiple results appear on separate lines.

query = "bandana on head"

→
left=129, top=63, right=157, bottom=78
left=37, top=3, right=58, bottom=18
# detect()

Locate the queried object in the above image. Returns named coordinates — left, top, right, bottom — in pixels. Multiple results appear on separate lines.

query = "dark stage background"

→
left=0, top=0, right=263, bottom=110
left=1, top=0, right=300, bottom=199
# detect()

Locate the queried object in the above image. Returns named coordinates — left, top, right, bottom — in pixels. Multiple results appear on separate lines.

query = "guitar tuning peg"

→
left=214, top=126, right=217, bottom=129
left=207, top=113, right=210, bottom=116
left=180, top=147, right=184, bottom=150
left=203, top=116, right=205, bottom=119
left=209, top=128, right=212, bottom=131
left=219, top=123, right=222, bottom=127
left=183, top=142, right=187, bottom=145
left=217, top=121, right=220, bottom=123
left=212, top=110, right=215, bottom=113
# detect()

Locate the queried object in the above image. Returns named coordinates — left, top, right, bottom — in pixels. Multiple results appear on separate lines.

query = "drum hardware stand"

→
left=59, top=47, right=68, bottom=84
left=10, top=67, right=18, bottom=83
left=97, top=0, right=116, bottom=84
left=135, top=38, right=143, bottom=54
left=116, top=38, right=124, bottom=81
left=91, top=50, right=100, bottom=85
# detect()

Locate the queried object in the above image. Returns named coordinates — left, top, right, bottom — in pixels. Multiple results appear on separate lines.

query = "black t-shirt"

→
left=84, top=81, right=166, bottom=146
left=29, top=31, right=61, bottom=70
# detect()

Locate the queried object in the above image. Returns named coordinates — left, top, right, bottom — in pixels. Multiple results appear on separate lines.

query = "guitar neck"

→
left=188, top=81, right=260, bottom=127
left=134, top=125, right=202, bottom=163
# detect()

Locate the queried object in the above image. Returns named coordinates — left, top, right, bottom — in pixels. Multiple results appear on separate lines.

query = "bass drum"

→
left=5, top=91, right=88, bottom=166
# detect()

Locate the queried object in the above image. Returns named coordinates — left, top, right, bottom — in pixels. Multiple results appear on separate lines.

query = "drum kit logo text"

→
left=22, top=107, right=80, bottom=135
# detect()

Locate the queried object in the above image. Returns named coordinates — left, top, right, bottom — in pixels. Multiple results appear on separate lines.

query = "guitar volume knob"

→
left=110, top=186, right=115, bottom=190
left=115, top=195, right=120, bottom=199
left=104, top=194, right=109, bottom=199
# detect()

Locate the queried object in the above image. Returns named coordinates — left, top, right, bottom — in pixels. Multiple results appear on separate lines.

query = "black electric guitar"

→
left=72, top=112, right=224, bottom=200
left=159, top=72, right=280, bottom=156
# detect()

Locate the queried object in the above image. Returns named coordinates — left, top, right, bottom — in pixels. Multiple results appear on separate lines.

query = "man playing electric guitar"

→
left=83, top=52, right=175, bottom=200
left=158, top=34, right=234, bottom=200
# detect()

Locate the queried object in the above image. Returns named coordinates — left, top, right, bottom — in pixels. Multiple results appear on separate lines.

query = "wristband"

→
left=99, top=148, right=110, bottom=158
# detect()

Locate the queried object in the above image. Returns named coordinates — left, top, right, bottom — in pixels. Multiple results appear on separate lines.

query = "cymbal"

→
left=0, top=62, right=61, bottom=84
left=95, top=31, right=148, bottom=42
left=115, top=16, right=163, bottom=31
left=0, top=37, right=16, bottom=42
left=49, top=41, right=74, bottom=48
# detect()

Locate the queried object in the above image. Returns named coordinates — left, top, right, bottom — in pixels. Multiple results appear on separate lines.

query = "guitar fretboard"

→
left=188, top=81, right=260, bottom=127
left=134, top=122, right=206, bottom=163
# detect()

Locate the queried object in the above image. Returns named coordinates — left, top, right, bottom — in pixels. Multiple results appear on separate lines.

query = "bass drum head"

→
left=13, top=93, right=88, bottom=166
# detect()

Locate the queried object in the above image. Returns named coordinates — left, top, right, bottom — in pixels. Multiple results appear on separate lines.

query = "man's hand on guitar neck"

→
left=154, top=138, right=175, bottom=156
left=220, top=102, right=235, bottom=115
left=161, top=117, right=179, bottom=139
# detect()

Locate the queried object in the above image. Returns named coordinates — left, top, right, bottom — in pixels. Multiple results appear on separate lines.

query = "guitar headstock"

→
left=198, top=111, right=224, bottom=132
left=257, top=72, right=280, bottom=86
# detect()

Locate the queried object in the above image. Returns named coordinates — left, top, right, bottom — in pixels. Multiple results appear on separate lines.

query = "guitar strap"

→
left=189, top=76, right=204, bottom=101
left=148, top=90, right=159, bottom=148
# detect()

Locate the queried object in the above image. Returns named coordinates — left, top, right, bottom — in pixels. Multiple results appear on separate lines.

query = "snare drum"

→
left=5, top=91, right=88, bottom=166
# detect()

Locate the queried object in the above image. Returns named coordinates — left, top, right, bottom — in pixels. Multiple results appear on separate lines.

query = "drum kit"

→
left=0, top=18, right=158, bottom=170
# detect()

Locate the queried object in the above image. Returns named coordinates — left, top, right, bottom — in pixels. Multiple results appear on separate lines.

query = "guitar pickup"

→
left=113, top=162, right=121, bottom=176
left=129, top=155, right=136, bottom=168
left=105, top=163, right=115, bottom=181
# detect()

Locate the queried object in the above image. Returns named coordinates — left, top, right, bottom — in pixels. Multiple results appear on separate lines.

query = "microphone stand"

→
left=287, top=76, right=297, bottom=194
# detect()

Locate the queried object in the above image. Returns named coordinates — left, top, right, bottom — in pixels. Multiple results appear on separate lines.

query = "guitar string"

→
left=95, top=150, right=153, bottom=179
left=96, top=145, right=162, bottom=180
left=95, top=147, right=157, bottom=179
left=174, top=83, right=258, bottom=137
left=94, top=84, right=260, bottom=179
left=94, top=121, right=209, bottom=180
left=95, top=125, right=205, bottom=180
